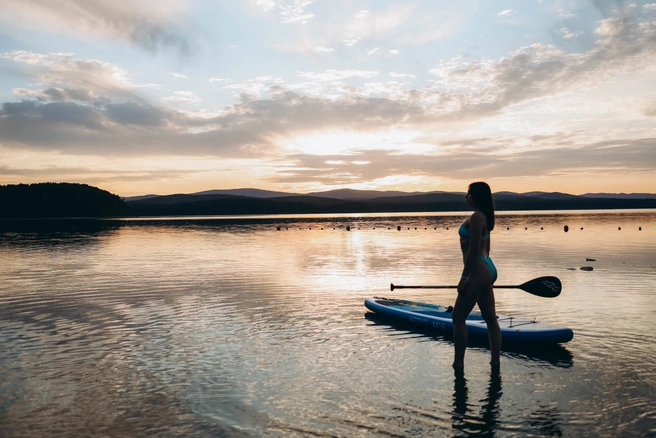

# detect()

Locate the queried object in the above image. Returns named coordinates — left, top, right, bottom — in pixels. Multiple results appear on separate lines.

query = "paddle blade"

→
left=519, top=276, right=562, bottom=298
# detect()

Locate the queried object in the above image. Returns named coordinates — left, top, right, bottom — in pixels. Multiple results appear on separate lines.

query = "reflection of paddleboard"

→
left=364, top=297, right=574, bottom=344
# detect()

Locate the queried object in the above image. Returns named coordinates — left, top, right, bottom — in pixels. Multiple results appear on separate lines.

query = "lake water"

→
left=1, top=210, right=655, bottom=437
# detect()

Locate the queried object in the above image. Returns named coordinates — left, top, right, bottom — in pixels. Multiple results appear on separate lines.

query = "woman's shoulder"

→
left=470, top=211, right=486, bottom=222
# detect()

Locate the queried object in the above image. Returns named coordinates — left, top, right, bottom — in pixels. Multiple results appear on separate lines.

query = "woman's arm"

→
left=461, top=212, right=485, bottom=278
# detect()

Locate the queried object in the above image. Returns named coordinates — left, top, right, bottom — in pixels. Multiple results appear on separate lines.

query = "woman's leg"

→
left=477, top=285, right=501, bottom=366
left=451, top=283, right=479, bottom=369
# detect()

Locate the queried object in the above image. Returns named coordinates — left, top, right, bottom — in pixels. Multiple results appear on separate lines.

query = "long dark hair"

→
left=468, top=182, right=495, bottom=232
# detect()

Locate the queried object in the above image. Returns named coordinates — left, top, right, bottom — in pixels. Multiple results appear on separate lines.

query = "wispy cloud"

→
left=253, top=0, right=316, bottom=24
left=162, top=91, right=202, bottom=104
left=0, top=0, right=193, bottom=56
left=1, top=50, right=145, bottom=103
left=297, top=69, right=379, bottom=81
left=560, top=28, right=584, bottom=39
left=313, top=46, right=334, bottom=53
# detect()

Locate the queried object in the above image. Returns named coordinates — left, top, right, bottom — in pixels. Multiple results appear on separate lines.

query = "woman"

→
left=452, top=181, right=501, bottom=370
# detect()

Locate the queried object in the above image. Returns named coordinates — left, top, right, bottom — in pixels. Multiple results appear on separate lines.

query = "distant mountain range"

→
left=123, top=188, right=656, bottom=217
left=123, top=188, right=656, bottom=202
left=2, top=183, right=655, bottom=219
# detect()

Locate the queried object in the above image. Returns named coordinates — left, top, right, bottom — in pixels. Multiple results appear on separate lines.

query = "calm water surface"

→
left=1, top=210, right=655, bottom=437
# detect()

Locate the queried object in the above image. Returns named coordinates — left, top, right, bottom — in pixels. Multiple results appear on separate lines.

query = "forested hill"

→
left=0, top=183, right=129, bottom=218
left=126, top=191, right=656, bottom=216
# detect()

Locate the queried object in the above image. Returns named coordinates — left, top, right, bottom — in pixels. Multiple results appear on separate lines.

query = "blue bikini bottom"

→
left=477, top=256, right=498, bottom=283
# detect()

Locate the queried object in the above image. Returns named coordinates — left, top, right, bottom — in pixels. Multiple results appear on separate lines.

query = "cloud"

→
left=314, top=46, right=335, bottom=53
left=426, top=16, right=656, bottom=119
left=344, top=32, right=360, bottom=46
left=169, top=73, right=189, bottom=79
left=161, top=91, right=202, bottom=104
left=253, top=0, right=316, bottom=24
left=267, top=135, right=656, bottom=185
left=643, top=99, right=656, bottom=117
left=0, top=89, right=429, bottom=157
left=557, top=9, right=577, bottom=18
left=560, top=28, right=584, bottom=39
left=498, top=9, right=513, bottom=17
left=297, top=69, right=378, bottom=81
left=13, top=87, right=110, bottom=105
left=1, top=13, right=654, bottom=169
left=1, top=51, right=146, bottom=103
left=344, top=3, right=419, bottom=44
left=0, top=0, right=193, bottom=56
left=104, top=102, right=170, bottom=126
left=390, top=73, right=416, bottom=78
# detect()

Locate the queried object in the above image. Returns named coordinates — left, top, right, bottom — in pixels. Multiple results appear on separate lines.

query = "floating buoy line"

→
left=275, top=225, right=646, bottom=231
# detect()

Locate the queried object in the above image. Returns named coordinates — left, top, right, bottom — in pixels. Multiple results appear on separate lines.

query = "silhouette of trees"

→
left=0, top=183, right=129, bottom=218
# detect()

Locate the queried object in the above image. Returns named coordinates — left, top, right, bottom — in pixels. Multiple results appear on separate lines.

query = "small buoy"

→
left=618, top=227, right=621, bottom=230
left=321, top=228, right=323, bottom=230
left=346, top=226, right=351, bottom=231
left=564, top=225, right=569, bottom=232
left=581, top=227, right=583, bottom=230
left=525, top=227, right=528, bottom=230
left=277, top=226, right=281, bottom=231
left=397, top=226, right=401, bottom=231
left=507, top=227, right=510, bottom=230
left=541, top=227, right=544, bottom=230
left=309, top=227, right=311, bottom=230
left=580, top=266, right=594, bottom=271
left=639, top=227, right=642, bottom=230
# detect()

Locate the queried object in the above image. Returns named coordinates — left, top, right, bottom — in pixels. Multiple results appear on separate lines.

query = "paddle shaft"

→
left=390, top=276, right=562, bottom=298
left=390, top=284, right=519, bottom=289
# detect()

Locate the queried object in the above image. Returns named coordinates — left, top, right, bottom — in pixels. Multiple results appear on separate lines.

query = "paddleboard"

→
left=364, top=297, right=573, bottom=344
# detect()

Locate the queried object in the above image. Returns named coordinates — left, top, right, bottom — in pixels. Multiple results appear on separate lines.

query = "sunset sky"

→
left=1, top=0, right=655, bottom=197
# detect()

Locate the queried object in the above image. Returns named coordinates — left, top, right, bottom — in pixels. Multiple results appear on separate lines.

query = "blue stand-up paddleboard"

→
left=364, top=297, right=574, bottom=344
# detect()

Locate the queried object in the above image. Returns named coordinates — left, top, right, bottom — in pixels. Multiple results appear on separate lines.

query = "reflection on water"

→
left=1, top=210, right=655, bottom=437
left=451, top=371, right=504, bottom=437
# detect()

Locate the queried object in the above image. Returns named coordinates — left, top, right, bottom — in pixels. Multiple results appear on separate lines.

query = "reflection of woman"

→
left=452, top=371, right=503, bottom=435
left=453, top=182, right=501, bottom=370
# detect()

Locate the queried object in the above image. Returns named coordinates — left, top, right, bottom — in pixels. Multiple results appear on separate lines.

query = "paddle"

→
left=390, top=276, right=562, bottom=298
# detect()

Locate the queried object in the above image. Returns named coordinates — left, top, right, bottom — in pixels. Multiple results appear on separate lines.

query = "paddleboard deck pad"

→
left=365, top=297, right=573, bottom=344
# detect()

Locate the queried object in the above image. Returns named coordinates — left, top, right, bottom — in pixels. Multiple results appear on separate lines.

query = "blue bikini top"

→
left=458, top=219, right=489, bottom=239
